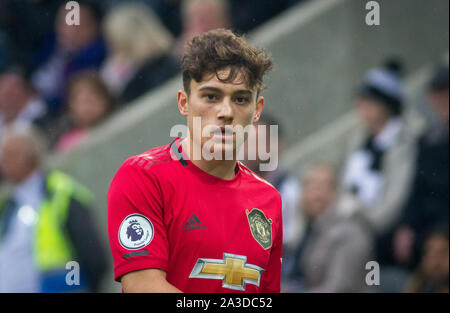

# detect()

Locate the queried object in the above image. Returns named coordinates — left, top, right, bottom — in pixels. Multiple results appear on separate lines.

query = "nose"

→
left=217, top=97, right=233, bottom=122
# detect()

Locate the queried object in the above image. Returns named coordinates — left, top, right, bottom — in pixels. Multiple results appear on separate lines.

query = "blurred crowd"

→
left=0, top=0, right=305, bottom=157
left=263, top=60, right=448, bottom=293
left=0, top=0, right=448, bottom=293
left=0, top=0, right=306, bottom=292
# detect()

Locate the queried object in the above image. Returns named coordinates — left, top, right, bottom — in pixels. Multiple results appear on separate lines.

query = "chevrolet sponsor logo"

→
left=189, top=253, right=264, bottom=291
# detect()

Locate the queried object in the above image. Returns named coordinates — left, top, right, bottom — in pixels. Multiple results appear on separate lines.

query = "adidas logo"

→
left=182, top=214, right=206, bottom=231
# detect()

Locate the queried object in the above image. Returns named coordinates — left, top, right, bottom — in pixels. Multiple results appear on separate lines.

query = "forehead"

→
left=305, top=167, right=335, bottom=183
left=1, top=136, right=26, bottom=154
left=57, top=4, right=94, bottom=24
left=191, top=68, right=255, bottom=93
left=356, top=97, right=385, bottom=108
left=0, top=74, right=23, bottom=87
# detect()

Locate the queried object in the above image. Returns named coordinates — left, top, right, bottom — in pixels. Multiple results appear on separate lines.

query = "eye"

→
left=203, top=94, right=218, bottom=101
left=235, top=97, right=250, bottom=104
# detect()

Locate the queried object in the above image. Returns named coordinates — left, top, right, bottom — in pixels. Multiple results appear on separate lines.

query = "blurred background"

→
left=0, top=0, right=448, bottom=293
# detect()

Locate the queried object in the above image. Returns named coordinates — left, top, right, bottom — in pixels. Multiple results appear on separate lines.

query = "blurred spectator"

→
left=406, top=225, right=449, bottom=293
left=54, top=70, right=114, bottom=154
left=0, top=69, right=47, bottom=145
left=339, top=60, right=417, bottom=242
left=0, top=0, right=65, bottom=71
left=31, top=0, right=107, bottom=116
left=244, top=115, right=302, bottom=266
left=393, top=65, right=449, bottom=269
left=103, top=0, right=183, bottom=38
left=286, top=163, right=373, bottom=292
left=0, top=126, right=107, bottom=292
left=101, top=2, right=178, bottom=103
left=148, top=0, right=183, bottom=37
left=0, top=31, right=11, bottom=72
left=173, top=0, right=231, bottom=58
left=139, top=0, right=183, bottom=38
left=229, top=0, right=296, bottom=33
left=105, top=0, right=304, bottom=41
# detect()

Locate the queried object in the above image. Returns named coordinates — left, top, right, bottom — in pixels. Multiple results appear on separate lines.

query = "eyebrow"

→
left=197, top=86, right=253, bottom=96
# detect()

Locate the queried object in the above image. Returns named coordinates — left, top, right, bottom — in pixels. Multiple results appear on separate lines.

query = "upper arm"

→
left=107, top=159, right=170, bottom=282
left=66, top=198, right=107, bottom=291
left=370, top=143, right=416, bottom=232
left=309, top=225, right=372, bottom=293
left=121, top=268, right=182, bottom=293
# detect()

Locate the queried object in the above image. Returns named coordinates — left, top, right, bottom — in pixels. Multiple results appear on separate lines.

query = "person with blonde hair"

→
left=101, top=2, right=179, bottom=103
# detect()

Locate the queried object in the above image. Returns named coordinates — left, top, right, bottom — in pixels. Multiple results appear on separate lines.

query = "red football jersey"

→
left=107, top=137, right=283, bottom=293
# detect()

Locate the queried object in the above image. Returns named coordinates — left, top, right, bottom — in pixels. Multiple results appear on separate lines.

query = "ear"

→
left=253, top=96, right=264, bottom=122
left=177, top=90, right=189, bottom=117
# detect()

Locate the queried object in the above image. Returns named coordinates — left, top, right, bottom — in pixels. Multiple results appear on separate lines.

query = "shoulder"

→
left=278, top=173, right=301, bottom=196
left=110, top=143, right=178, bottom=188
left=107, top=143, right=180, bottom=209
left=141, top=55, right=179, bottom=79
left=397, top=122, right=419, bottom=146
left=238, top=162, right=282, bottom=204
left=348, top=126, right=367, bottom=148
left=45, top=170, right=93, bottom=205
left=75, top=38, right=107, bottom=61
left=121, top=143, right=176, bottom=171
left=387, top=124, right=418, bottom=162
left=154, top=55, right=179, bottom=71
left=338, top=213, right=373, bottom=243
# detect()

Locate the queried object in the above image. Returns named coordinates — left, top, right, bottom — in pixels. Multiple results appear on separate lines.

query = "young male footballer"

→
left=107, top=29, right=282, bottom=293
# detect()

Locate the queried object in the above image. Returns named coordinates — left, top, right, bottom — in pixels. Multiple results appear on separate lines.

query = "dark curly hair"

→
left=181, top=29, right=273, bottom=95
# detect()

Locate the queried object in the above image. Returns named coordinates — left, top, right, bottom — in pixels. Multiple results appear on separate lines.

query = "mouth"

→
left=214, top=126, right=235, bottom=140
left=221, top=126, right=234, bottom=134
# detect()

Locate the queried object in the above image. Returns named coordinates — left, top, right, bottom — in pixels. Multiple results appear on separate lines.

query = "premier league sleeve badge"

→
left=118, top=214, right=154, bottom=250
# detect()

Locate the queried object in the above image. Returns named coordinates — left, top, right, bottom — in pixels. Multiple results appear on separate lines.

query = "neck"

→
left=13, top=167, right=39, bottom=186
left=5, top=100, right=29, bottom=124
left=372, top=117, right=390, bottom=136
left=181, top=137, right=238, bottom=180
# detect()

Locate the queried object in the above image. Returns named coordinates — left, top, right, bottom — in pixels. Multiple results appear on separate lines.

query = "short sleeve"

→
left=107, top=157, right=169, bottom=281
left=260, top=193, right=283, bottom=293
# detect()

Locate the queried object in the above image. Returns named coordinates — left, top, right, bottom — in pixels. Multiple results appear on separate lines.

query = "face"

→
left=56, top=5, right=98, bottom=53
left=178, top=67, right=264, bottom=159
left=422, top=234, right=449, bottom=282
left=69, top=81, right=109, bottom=129
left=0, top=136, right=36, bottom=184
left=302, top=166, right=336, bottom=220
left=429, top=89, right=449, bottom=123
left=355, top=97, right=390, bottom=134
left=185, top=1, right=229, bottom=34
left=0, top=74, right=29, bottom=121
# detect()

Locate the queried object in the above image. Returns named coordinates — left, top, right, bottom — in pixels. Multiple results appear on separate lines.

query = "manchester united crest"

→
left=246, top=208, right=272, bottom=250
